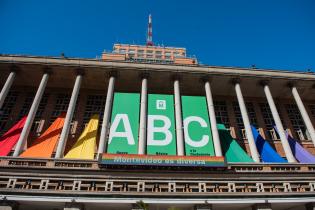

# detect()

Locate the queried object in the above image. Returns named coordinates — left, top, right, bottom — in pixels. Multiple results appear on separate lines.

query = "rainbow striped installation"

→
left=0, top=116, right=27, bottom=156
left=100, top=153, right=226, bottom=168
left=64, top=114, right=99, bottom=160
left=20, top=113, right=65, bottom=158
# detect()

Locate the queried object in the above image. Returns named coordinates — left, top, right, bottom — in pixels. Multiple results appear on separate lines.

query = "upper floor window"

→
left=18, top=92, right=34, bottom=120
left=233, top=101, right=258, bottom=139
left=174, top=51, right=181, bottom=57
left=50, top=93, right=70, bottom=123
left=165, top=51, right=171, bottom=56
left=259, top=102, right=286, bottom=140
left=214, top=101, right=230, bottom=128
left=119, top=48, right=126, bottom=53
left=286, top=104, right=309, bottom=141
left=0, top=91, right=19, bottom=134
left=308, top=104, right=315, bottom=120
left=82, top=95, right=106, bottom=131
left=233, top=102, right=257, bottom=126
left=128, top=49, right=135, bottom=54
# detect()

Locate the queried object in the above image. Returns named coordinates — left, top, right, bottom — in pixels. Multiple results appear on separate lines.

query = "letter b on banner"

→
left=147, top=94, right=177, bottom=155
left=147, top=115, right=172, bottom=146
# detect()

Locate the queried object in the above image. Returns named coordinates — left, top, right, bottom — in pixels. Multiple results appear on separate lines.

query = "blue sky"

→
left=0, top=0, right=314, bottom=71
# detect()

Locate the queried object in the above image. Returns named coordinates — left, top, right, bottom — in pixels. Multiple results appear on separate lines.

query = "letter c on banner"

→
left=108, top=114, right=135, bottom=145
left=147, top=115, right=172, bottom=146
left=184, top=116, right=209, bottom=147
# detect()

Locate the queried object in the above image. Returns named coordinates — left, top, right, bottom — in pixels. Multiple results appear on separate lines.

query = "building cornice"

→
left=0, top=55, right=314, bottom=81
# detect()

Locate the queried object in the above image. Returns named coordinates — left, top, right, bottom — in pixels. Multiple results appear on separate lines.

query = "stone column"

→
left=252, top=203, right=272, bottom=210
left=262, top=81, right=296, bottom=163
left=13, top=69, right=51, bottom=157
left=97, top=72, right=116, bottom=155
left=0, top=67, right=17, bottom=110
left=234, top=79, right=260, bottom=162
left=204, top=79, right=222, bottom=156
left=55, top=70, right=83, bottom=158
left=138, top=73, right=148, bottom=155
left=174, top=76, right=185, bottom=156
left=291, top=84, right=315, bottom=146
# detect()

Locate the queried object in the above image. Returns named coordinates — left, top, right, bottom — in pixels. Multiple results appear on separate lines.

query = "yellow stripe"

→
left=64, top=114, right=99, bottom=159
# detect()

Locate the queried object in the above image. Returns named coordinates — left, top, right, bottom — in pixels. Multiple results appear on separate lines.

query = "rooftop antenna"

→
left=146, top=14, right=153, bottom=46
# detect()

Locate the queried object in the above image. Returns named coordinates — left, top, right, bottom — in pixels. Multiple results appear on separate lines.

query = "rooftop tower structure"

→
left=146, top=14, right=153, bottom=46
left=102, top=15, right=197, bottom=65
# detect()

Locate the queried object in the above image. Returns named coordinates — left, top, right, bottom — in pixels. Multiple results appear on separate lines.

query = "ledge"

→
left=0, top=157, right=314, bottom=173
left=0, top=55, right=315, bottom=81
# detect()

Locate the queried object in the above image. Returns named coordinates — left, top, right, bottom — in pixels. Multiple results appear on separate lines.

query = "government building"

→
left=0, top=17, right=315, bottom=210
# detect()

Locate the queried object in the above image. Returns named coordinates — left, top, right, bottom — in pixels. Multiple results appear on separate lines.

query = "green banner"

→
left=107, top=92, right=140, bottom=154
left=182, top=96, right=215, bottom=156
left=147, top=94, right=177, bottom=155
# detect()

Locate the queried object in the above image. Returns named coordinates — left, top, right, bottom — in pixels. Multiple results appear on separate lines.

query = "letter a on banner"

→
left=147, top=94, right=177, bottom=155
left=107, top=93, right=140, bottom=154
left=182, top=96, right=215, bottom=156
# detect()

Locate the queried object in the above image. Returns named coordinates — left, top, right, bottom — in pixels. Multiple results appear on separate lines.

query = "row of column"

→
left=1, top=68, right=315, bottom=161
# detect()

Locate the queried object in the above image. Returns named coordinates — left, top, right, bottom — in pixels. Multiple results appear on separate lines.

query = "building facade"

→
left=0, top=45, right=315, bottom=210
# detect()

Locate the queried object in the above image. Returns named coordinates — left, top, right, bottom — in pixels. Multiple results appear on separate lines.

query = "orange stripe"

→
left=20, top=113, right=66, bottom=158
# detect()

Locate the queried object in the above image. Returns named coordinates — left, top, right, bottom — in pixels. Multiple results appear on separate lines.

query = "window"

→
left=174, top=51, right=181, bottom=57
left=35, top=94, right=49, bottom=120
left=113, top=47, right=119, bottom=53
left=31, top=94, right=49, bottom=132
left=18, top=92, right=34, bottom=119
left=165, top=51, right=171, bottom=59
left=146, top=51, right=153, bottom=58
left=137, top=50, right=144, bottom=58
left=260, top=103, right=275, bottom=130
left=82, top=95, right=106, bottom=130
left=233, top=102, right=258, bottom=139
left=214, top=101, right=230, bottom=128
left=286, top=104, right=309, bottom=141
left=0, top=91, right=19, bottom=134
left=308, top=104, right=315, bottom=120
left=128, top=49, right=135, bottom=57
left=259, top=103, right=286, bottom=140
left=165, top=51, right=171, bottom=55
left=50, top=94, right=70, bottom=123
left=247, top=102, right=258, bottom=127
left=119, top=48, right=126, bottom=53
left=18, top=93, right=49, bottom=120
